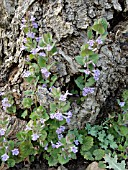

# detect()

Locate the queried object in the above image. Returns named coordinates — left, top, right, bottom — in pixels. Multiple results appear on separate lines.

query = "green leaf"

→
left=81, top=48, right=94, bottom=57
left=98, top=161, right=106, bottom=169
left=75, top=76, right=85, bottom=90
left=29, top=54, right=35, bottom=60
left=61, top=101, right=70, bottom=112
left=58, top=154, right=69, bottom=165
left=21, top=110, right=28, bottom=119
left=87, top=27, right=93, bottom=39
left=50, top=103, right=57, bottom=113
left=24, top=90, right=34, bottom=96
left=19, top=141, right=35, bottom=158
left=120, top=126, right=128, bottom=136
left=40, top=130, right=47, bottom=141
left=93, top=149, right=105, bottom=160
left=85, top=77, right=95, bottom=87
left=38, top=56, right=46, bottom=67
left=82, top=151, right=94, bottom=160
left=22, top=98, right=33, bottom=108
left=81, top=136, right=93, bottom=151
left=89, top=54, right=99, bottom=64
left=47, top=156, right=58, bottom=166
left=75, top=56, right=85, bottom=65
left=100, top=18, right=108, bottom=31
left=50, top=75, right=58, bottom=87
left=104, top=154, right=126, bottom=170
left=7, top=159, right=15, bottom=167
left=92, top=24, right=105, bottom=34
left=7, top=105, right=16, bottom=114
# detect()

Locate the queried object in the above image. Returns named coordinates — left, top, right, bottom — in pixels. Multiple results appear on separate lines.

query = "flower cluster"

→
left=2, top=98, right=11, bottom=111
left=82, top=87, right=95, bottom=96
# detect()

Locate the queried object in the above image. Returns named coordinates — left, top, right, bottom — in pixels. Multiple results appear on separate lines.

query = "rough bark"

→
left=0, top=0, right=128, bottom=138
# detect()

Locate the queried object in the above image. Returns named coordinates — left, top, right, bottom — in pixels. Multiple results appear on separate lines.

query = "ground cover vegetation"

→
left=0, top=16, right=128, bottom=170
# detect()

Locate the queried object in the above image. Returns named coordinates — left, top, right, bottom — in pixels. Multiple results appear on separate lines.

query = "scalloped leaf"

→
left=104, top=154, right=126, bottom=170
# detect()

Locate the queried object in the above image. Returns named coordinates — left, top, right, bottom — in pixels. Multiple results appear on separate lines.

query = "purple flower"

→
left=93, top=69, right=100, bottom=81
left=54, top=111, right=63, bottom=121
left=119, top=102, right=125, bottom=107
left=66, top=117, right=70, bottom=124
left=21, top=45, right=27, bottom=51
left=26, top=32, right=35, bottom=38
left=87, top=40, right=94, bottom=47
left=44, top=144, right=48, bottom=150
left=32, top=22, right=38, bottom=28
left=56, top=141, right=62, bottom=148
left=1, top=153, right=9, bottom=162
left=20, top=23, right=26, bottom=30
left=30, top=48, right=39, bottom=55
left=74, top=140, right=79, bottom=146
left=59, top=91, right=72, bottom=101
left=41, top=68, right=51, bottom=79
left=71, top=146, right=78, bottom=153
left=46, top=44, right=52, bottom=51
left=30, top=16, right=36, bottom=22
left=22, top=18, right=27, bottom=23
left=51, top=141, right=56, bottom=148
left=58, top=134, right=63, bottom=140
left=11, top=148, right=19, bottom=156
left=82, top=87, right=95, bottom=96
left=56, top=126, right=65, bottom=134
left=40, top=118, right=45, bottom=124
left=50, top=114, right=55, bottom=119
left=23, top=71, right=31, bottom=78
left=2, top=98, right=11, bottom=111
left=36, top=37, right=42, bottom=42
left=39, top=52, right=46, bottom=57
left=96, top=37, right=103, bottom=44
left=0, top=128, right=5, bottom=136
left=84, top=69, right=91, bottom=75
left=67, top=111, right=72, bottom=118
left=25, top=125, right=32, bottom=131
left=31, top=133, right=39, bottom=141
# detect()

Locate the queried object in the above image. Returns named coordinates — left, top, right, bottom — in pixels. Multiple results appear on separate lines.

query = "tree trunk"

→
left=0, top=0, right=128, bottom=138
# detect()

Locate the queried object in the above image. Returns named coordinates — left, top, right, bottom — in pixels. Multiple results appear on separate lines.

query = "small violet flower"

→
left=93, top=69, right=100, bottom=81
left=84, top=69, right=91, bottom=75
left=31, top=133, right=39, bottom=141
left=12, top=148, right=19, bottom=156
left=41, top=67, right=51, bottom=79
left=96, top=37, right=103, bottom=44
left=82, top=87, right=95, bottom=96
left=74, top=140, right=79, bottom=146
left=23, top=71, right=31, bottom=78
left=71, top=146, right=78, bottom=153
left=119, top=102, right=125, bottom=107
left=39, top=52, right=46, bottom=57
left=26, top=32, right=35, bottom=38
left=54, top=111, right=63, bottom=121
left=46, top=44, right=52, bottom=51
left=59, top=90, right=72, bottom=101
left=32, top=22, right=38, bottom=28
left=30, top=16, right=36, bottom=22
left=0, top=128, right=5, bottom=136
left=87, top=40, right=95, bottom=47
left=1, top=153, right=9, bottom=162
left=30, top=48, right=39, bottom=55
left=2, top=98, right=11, bottom=111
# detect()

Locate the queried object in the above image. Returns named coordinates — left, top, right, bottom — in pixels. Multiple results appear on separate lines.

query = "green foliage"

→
left=0, top=16, right=127, bottom=170
left=104, top=154, right=126, bottom=170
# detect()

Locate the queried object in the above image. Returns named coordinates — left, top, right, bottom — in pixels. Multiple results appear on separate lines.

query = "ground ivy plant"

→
left=75, top=18, right=108, bottom=100
left=0, top=15, right=127, bottom=170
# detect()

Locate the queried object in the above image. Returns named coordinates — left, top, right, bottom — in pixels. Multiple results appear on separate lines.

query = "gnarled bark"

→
left=0, top=0, right=128, bottom=138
